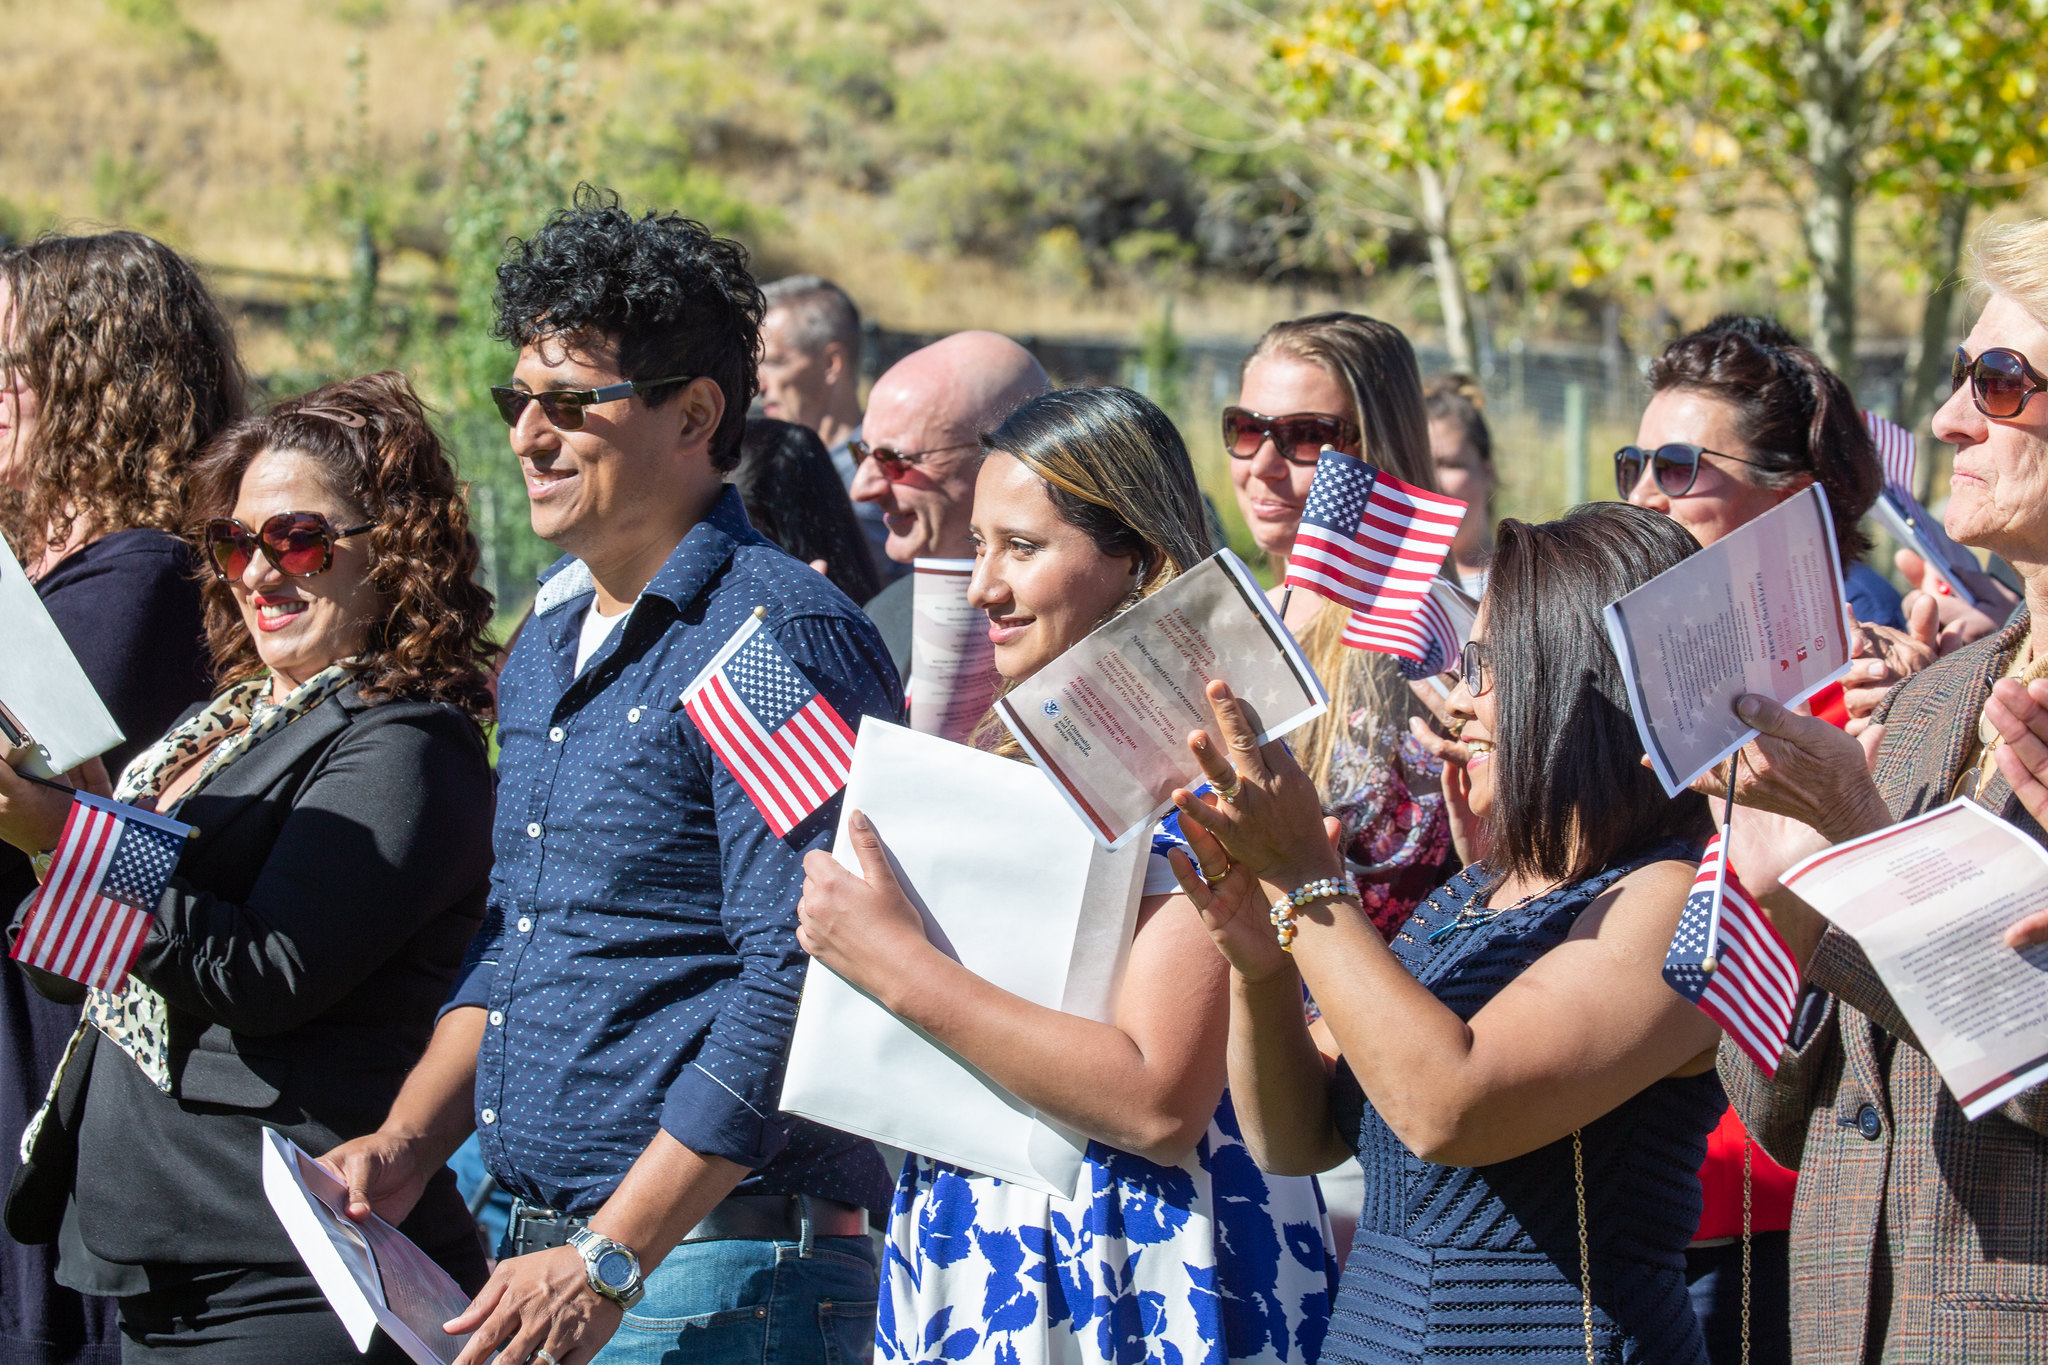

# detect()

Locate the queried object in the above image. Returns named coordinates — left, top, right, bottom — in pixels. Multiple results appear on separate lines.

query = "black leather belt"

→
left=506, top=1194, right=867, bottom=1257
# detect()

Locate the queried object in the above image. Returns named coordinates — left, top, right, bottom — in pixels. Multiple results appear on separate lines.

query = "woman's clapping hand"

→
left=1171, top=680, right=1343, bottom=895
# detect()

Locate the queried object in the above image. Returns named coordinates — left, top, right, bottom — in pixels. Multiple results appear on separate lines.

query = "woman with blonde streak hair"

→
left=1224, top=314, right=1461, bottom=942
left=796, top=386, right=1336, bottom=1365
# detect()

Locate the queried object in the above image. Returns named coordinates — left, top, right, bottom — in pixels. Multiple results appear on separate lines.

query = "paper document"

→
left=260, top=1129, right=474, bottom=1364
left=1605, top=486, right=1851, bottom=796
left=1868, top=486, right=1986, bottom=610
left=779, top=718, right=1147, bottom=1199
left=0, top=529, right=122, bottom=775
left=995, top=550, right=1328, bottom=848
left=1782, top=800, right=2048, bottom=1119
left=908, top=557, right=1002, bottom=744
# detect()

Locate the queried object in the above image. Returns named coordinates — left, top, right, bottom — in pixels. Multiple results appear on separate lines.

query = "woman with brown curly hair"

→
left=0, top=230, right=243, bottom=1365
left=0, top=372, right=497, bottom=1363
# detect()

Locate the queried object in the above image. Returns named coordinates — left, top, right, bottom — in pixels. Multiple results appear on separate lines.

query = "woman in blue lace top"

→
left=1166, top=503, right=1728, bottom=1363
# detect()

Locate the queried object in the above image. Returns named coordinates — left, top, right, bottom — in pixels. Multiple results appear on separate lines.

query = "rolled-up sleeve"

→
left=656, top=611, right=902, bottom=1166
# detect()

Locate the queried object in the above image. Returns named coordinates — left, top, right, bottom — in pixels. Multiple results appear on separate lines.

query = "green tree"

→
left=1252, top=0, right=1632, bottom=372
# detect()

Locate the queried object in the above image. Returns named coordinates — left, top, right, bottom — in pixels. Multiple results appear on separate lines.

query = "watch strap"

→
left=567, top=1227, right=645, bottom=1310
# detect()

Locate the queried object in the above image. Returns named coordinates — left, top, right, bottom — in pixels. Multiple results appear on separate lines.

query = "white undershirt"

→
left=574, top=597, right=635, bottom=675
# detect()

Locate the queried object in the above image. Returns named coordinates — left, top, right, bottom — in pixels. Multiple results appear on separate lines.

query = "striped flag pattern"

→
left=13, top=792, right=190, bottom=992
left=1343, top=581, right=1464, bottom=680
left=1866, top=411, right=1916, bottom=498
left=1283, top=448, right=1466, bottom=622
left=681, top=613, right=857, bottom=837
left=1661, top=833, right=1800, bottom=1076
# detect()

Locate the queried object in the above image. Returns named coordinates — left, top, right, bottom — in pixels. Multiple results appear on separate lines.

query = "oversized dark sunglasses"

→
left=1220, top=407, right=1360, bottom=466
left=1952, top=346, right=2048, bottom=419
left=203, top=511, right=374, bottom=582
left=1613, top=442, right=1767, bottom=499
left=489, top=375, right=693, bottom=430
left=848, top=439, right=979, bottom=481
left=1456, top=639, right=1493, bottom=698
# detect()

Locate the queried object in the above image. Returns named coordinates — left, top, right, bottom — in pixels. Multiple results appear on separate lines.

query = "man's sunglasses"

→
left=1952, top=346, right=2048, bottom=420
left=203, top=511, right=374, bottom=582
left=849, top=439, right=979, bottom=481
left=489, top=375, right=694, bottom=431
left=1613, top=442, right=1768, bottom=499
left=1221, top=407, right=1360, bottom=466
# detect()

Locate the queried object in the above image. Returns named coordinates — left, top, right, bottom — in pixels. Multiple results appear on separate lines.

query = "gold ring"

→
left=1213, top=774, right=1242, bottom=804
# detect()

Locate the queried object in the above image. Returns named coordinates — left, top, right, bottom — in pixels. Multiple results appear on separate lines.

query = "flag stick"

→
left=1279, top=585, right=1293, bottom=622
left=1701, top=751, right=1742, bottom=974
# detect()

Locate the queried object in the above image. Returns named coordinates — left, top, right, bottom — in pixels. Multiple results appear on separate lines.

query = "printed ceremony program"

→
left=908, top=557, right=1003, bottom=745
left=996, top=549, right=1327, bottom=849
left=1605, top=485, right=1851, bottom=796
left=1782, top=799, right=2048, bottom=1119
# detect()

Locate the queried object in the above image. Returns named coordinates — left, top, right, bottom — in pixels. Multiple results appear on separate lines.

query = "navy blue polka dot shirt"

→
left=448, top=487, right=903, bottom=1215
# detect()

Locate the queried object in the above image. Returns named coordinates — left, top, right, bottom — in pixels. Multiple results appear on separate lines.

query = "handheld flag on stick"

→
left=1341, top=578, right=1470, bottom=681
left=1865, top=411, right=1917, bottom=499
left=1282, top=447, right=1465, bottom=659
left=680, top=608, right=857, bottom=837
left=13, top=792, right=192, bottom=992
left=1661, top=781, right=1800, bottom=1076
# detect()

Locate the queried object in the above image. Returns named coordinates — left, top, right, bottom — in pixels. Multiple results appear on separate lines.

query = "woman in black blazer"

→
left=0, top=373, right=498, bottom=1364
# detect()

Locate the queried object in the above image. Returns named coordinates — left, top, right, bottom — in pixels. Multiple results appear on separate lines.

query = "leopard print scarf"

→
left=88, top=663, right=357, bottom=1091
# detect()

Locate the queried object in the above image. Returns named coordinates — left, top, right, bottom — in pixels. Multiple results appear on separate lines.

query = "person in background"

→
left=1175, top=502, right=1724, bottom=1364
left=1421, top=372, right=1497, bottom=599
left=733, top=418, right=883, bottom=604
left=0, top=372, right=498, bottom=1362
left=1227, top=313, right=1459, bottom=942
left=1703, top=217, right=2048, bottom=1364
left=0, top=231, right=243, bottom=1365
left=323, top=190, right=903, bottom=1365
left=758, top=274, right=898, bottom=583
left=799, top=386, right=1334, bottom=1365
left=850, top=331, right=1050, bottom=677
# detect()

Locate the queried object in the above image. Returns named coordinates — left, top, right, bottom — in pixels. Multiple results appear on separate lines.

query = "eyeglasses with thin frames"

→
left=1456, top=638, right=1493, bottom=698
left=849, top=439, right=980, bottom=481
left=490, top=375, right=695, bottom=431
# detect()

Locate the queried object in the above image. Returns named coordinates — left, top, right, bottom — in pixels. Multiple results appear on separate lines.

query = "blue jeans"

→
left=593, top=1233, right=877, bottom=1365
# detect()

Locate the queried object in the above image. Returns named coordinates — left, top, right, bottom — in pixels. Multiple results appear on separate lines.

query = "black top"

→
left=54, top=686, right=492, bottom=1292
left=864, top=571, right=914, bottom=680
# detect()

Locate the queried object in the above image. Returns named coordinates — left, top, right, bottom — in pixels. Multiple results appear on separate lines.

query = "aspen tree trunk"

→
left=1417, top=164, right=1480, bottom=374
left=1903, top=192, right=1972, bottom=452
left=1801, top=4, right=1863, bottom=389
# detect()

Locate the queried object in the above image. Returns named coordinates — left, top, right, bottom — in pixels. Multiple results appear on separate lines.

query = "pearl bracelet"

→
left=1269, top=875, right=1357, bottom=952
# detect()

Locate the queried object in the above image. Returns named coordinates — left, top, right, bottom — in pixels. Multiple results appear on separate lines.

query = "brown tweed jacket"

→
left=1721, top=613, right=2048, bottom=1364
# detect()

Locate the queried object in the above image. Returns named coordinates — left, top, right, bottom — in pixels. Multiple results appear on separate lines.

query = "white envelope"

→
left=778, top=718, right=1146, bottom=1199
left=0, top=528, right=122, bottom=774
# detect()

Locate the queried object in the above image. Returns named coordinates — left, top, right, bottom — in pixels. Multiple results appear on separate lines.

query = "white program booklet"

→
left=1605, top=486, right=1852, bottom=796
left=0, top=529, right=122, bottom=774
left=779, top=718, right=1147, bottom=1199
left=995, top=549, right=1327, bottom=849
left=1782, top=800, right=2048, bottom=1119
left=908, top=556, right=1002, bottom=745
left=260, top=1130, right=474, bottom=1364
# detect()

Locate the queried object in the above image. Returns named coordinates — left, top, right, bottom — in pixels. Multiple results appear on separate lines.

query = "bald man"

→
left=853, top=331, right=1052, bottom=675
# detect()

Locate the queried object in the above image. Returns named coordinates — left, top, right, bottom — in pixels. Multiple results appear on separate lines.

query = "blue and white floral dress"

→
left=877, top=839, right=1337, bottom=1365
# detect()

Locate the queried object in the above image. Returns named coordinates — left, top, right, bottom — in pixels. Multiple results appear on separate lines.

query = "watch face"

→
left=595, top=1248, right=635, bottom=1290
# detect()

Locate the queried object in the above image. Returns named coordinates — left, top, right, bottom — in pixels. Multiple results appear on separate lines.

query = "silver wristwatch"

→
left=567, top=1227, right=645, bottom=1310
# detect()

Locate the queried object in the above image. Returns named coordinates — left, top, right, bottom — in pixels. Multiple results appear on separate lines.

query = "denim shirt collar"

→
left=531, top=486, right=757, bottom=620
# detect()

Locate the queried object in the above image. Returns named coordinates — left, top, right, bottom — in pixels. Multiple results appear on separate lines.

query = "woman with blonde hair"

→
left=797, top=386, right=1335, bottom=1365
left=1224, top=313, right=1459, bottom=939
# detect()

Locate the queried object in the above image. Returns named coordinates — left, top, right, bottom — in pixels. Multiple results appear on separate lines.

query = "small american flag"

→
left=13, top=792, right=191, bottom=992
left=1283, top=448, right=1465, bottom=655
left=1865, top=411, right=1916, bottom=498
left=681, top=611, right=856, bottom=837
left=1662, top=833, right=1799, bottom=1076
left=1342, top=580, right=1466, bottom=680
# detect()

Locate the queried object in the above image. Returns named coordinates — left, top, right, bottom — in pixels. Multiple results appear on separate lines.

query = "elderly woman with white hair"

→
left=1704, top=217, right=2048, bottom=1364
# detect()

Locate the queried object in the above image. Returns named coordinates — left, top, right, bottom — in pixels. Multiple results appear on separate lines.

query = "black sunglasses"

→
left=1614, top=442, right=1769, bottom=499
left=1220, top=407, right=1360, bottom=466
left=490, top=375, right=694, bottom=431
left=1952, top=346, right=2048, bottom=419
left=204, top=511, right=374, bottom=582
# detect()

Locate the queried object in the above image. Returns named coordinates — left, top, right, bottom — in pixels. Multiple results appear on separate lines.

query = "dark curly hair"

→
left=187, top=372, right=497, bottom=728
left=0, top=231, right=245, bottom=562
left=1648, top=315, right=1877, bottom=568
left=492, top=185, right=763, bottom=472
